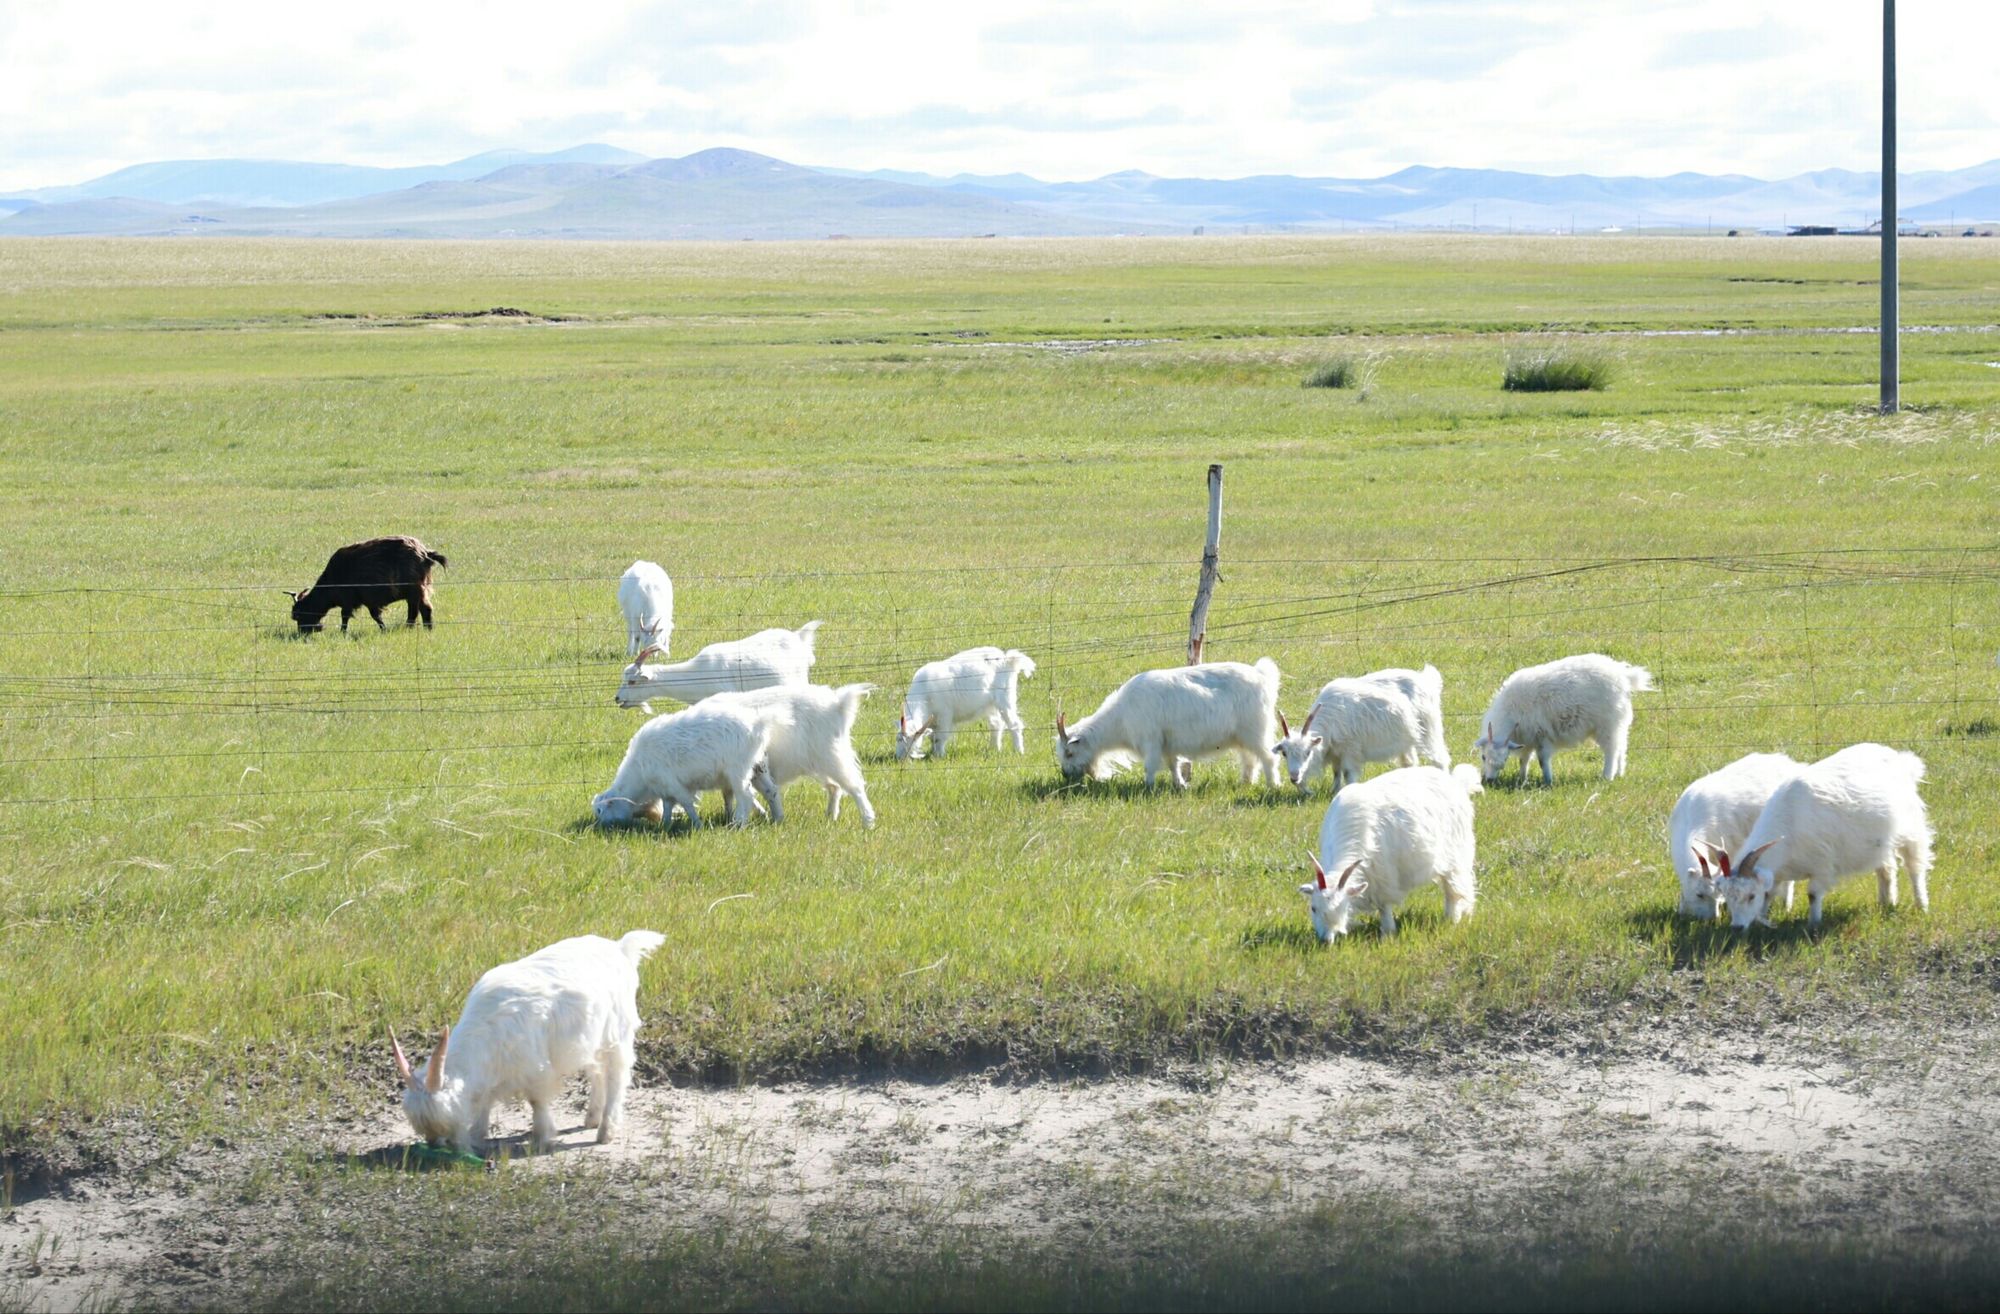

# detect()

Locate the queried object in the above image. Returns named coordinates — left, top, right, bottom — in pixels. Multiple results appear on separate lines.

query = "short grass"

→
left=0, top=235, right=1996, bottom=1154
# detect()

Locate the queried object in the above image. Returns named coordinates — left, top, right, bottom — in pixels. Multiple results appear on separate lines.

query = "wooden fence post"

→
left=1186, top=463, right=1223, bottom=664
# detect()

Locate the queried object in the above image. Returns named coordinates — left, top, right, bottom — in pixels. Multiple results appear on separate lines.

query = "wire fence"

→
left=1, top=547, right=1995, bottom=811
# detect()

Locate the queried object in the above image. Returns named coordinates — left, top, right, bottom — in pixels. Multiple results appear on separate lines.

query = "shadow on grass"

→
left=335, top=1120, right=614, bottom=1175
left=1625, top=904, right=1855, bottom=966
left=1238, top=919, right=1321, bottom=953
left=1015, top=775, right=1287, bottom=804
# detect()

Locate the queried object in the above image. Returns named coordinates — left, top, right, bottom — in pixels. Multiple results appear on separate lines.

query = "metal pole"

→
left=1881, top=0, right=1900, bottom=413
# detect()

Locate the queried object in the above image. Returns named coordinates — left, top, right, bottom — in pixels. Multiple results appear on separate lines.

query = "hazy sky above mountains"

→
left=2, top=0, right=1994, bottom=192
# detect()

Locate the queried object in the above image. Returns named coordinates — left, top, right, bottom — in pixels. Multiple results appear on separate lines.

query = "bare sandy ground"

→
left=8, top=1015, right=1991, bottom=1312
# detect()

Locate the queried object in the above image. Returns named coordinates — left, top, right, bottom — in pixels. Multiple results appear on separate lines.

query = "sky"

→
left=2, top=0, right=1996, bottom=192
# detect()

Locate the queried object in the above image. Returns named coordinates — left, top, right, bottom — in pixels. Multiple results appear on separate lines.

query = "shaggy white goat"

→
left=1472, top=653, right=1654, bottom=785
left=1274, top=678, right=1425, bottom=793
left=896, top=647, right=1038, bottom=759
left=618, top=560, right=675, bottom=659
left=592, top=700, right=771, bottom=829
left=1300, top=765, right=1483, bottom=940
left=393, top=930, right=665, bottom=1155
left=1056, top=658, right=1282, bottom=789
left=1359, top=665, right=1451, bottom=769
left=1711, top=743, right=1932, bottom=931
left=616, top=620, right=821, bottom=712
left=1667, top=752, right=1801, bottom=919
left=710, top=682, right=879, bottom=828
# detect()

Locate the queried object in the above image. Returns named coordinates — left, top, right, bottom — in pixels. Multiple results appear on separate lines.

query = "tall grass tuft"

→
left=1296, top=354, right=1376, bottom=394
left=1503, top=347, right=1614, bottom=392
left=1301, top=355, right=1367, bottom=390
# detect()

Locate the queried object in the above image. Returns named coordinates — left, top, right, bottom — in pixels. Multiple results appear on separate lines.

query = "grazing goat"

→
left=1473, top=653, right=1654, bottom=785
left=393, top=930, right=665, bottom=1154
left=712, top=683, right=878, bottom=828
left=1056, top=658, right=1282, bottom=789
left=1274, top=679, right=1425, bottom=793
left=1667, top=753, right=1801, bottom=919
left=897, top=647, right=1038, bottom=759
left=1300, top=765, right=1483, bottom=941
left=616, top=621, right=822, bottom=712
left=592, top=701, right=770, bottom=830
left=1359, top=665, right=1451, bottom=768
left=618, top=561, right=675, bottom=659
left=1711, top=743, right=1931, bottom=932
left=291, top=536, right=447, bottom=633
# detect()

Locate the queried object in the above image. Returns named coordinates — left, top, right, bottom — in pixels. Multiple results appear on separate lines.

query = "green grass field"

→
left=1, top=234, right=1997, bottom=1159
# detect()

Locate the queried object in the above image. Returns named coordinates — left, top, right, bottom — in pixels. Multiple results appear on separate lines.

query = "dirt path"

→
left=5, top=1020, right=1993, bottom=1311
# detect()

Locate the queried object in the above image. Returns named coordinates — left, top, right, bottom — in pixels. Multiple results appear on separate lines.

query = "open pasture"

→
left=1, top=234, right=1997, bottom=1192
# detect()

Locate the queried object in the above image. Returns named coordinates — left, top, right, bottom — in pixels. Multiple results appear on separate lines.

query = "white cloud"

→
left=0, top=0, right=1993, bottom=191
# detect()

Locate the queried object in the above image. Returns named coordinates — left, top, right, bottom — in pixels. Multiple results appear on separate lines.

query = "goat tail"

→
left=1003, top=650, right=1038, bottom=680
left=1623, top=663, right=1655, bottom=693
left=1417, top=664, right=1444, bottom=697
left=796, top=619, right=825, bottom=649
left=618, top=929, right=667, bottom=964
left=1253, top=656, right=1282, bottom=689
left=1890, top=749, right=1928, bottom=787
left=422, top=547, right=449, bottom=569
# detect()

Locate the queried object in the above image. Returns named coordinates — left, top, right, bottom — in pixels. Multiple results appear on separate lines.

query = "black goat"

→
left=291, top=536, right=448, bottom=633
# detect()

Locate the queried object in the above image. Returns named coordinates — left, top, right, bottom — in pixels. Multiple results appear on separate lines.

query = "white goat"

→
left=1359, top=665, right=1450, bottom=769
left=710, top=682, right=878, bottom=828
left=897, top=647, right=1038, bottom=759
left=616, top=620, right=821, bottom=712
left=592, top=700, right=770, bottom=829
left=1274, top=678, right=1425, bottom=793
left=1300, top=765, right=1483, bottom=940
left=1712, top=743, right=1932, bottom=932
left=1056, top=658, right=1282, bottom=789
left=1667, top=752, right=1801, bottom=920
left=618, top=560, right=675, bottom=659
left=392, top=930, right=665, bottom=1155
left=1472, top=653, right=1654, bottom=785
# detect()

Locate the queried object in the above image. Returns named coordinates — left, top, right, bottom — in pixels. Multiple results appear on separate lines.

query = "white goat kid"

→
left=616, top=621, right=822, bottom=711
left=1056, top=658, right=1283, bottom=789
left=592, top=700, right=771, bottom=830
left=1358, top=665, right=1451, bottom=769
left=1274, top=679, right=1424, bottom=794
left=897, top=647, right=1038, bottom=759
left=618, top=560, right=675, bottom=660
left=1472, top=653, right=1654, bottom=785
left=1711, top=743, right=1932, bottom=932
left=1667, top=752, right=1801, bottom=920
left=392, top=930, right=665, bottom=1155
left=711, top=682, right=879, bottom=828
left=1300, top=765, right=1483, bottom=940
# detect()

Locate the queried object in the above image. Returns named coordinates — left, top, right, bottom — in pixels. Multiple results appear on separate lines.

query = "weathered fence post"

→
left=1186, top=463, right=1223, bottom=664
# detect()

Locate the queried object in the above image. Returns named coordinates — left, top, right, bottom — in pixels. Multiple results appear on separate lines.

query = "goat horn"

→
left=389, top=1029, right=414, bottom=1086
left=1336, top=860, right=1362, bottom=890
left=426, top=1025, right=448, bottom=1092
left=1309, top=851, right=1327, bottom=889
left=1300, top=707, right=1316, bottom=737
left=1277, top=710, right=1291, bottom=738
left=1056, top=712, right=1067, bottom=738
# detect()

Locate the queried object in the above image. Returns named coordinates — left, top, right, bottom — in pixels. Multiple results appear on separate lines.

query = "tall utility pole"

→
left=1881, top=0, right=1900, bottom=413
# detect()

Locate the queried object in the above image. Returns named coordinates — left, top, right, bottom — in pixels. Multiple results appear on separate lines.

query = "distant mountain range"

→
left=4, top=145, right=1997, bottom=240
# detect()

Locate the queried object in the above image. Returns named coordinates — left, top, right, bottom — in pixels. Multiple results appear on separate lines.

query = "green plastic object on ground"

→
left=399, top=1142, right=486, bottom=1169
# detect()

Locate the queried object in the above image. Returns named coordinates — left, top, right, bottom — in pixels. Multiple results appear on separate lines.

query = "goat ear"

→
left=389, top=1029, right=414, bottom=1086
left=1277, top=711, right=1290, bottom=738
left=426, top=1026, right=448, bottom=1092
